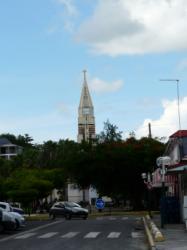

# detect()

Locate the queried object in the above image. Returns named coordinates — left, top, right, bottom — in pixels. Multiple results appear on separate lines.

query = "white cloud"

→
left=51, top=0, right=78, bottom=33
left=135, top=96, right=187, bottom=139
left=56, top=0, right=78, bottom=16
left=89, top=77, right=124, bottom=93
left=76, top=0, right=187, bottom=56
left=0, top=104, right=77, bottom=143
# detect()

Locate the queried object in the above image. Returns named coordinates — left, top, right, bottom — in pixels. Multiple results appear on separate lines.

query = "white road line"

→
left=0, top=219, right=64, bottom=242
left=38, top=232, right=59, bottom=238
left=96, top=217, right=103, bottom=220
left=135, top=217, right=141, bottom=220
left=109, top=217, right=116, bottom=220
left=131, top=232, right=144, bottom=238
left=107, top=232, right=121, bottom=238
left=122, top=217, right=128, bottom=220
left=15, top=233, right=36, bottom=239
left=84, top=232, right=100, bottom=238
left=61, top=232, right=80, bottom=238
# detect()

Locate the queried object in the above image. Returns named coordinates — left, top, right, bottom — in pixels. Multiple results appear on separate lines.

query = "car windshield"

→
left=0, top=204, right=6, bottom=210
left=64, top=202, right=81, bottom=208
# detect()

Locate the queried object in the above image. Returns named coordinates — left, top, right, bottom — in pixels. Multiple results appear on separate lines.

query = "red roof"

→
left=169, top=130, right=187, bottom=138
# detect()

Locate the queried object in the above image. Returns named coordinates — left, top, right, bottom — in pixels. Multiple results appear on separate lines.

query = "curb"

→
left=142, top=217, right=156, bottom=250
left=145, top=215, right=165, bottom=242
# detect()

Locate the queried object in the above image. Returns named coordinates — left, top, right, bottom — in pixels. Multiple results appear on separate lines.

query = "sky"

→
left=1, top=0, right=187, bottom=144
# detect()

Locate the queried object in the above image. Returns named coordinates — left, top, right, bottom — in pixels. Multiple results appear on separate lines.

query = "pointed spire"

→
left=78, top=70, right=95, bottom=143
left=79, top=69, right=93, bottom=109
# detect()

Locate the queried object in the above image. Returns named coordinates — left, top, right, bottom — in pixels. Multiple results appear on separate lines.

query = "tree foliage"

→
left=0, top=128, right=165, bottom=209
left=97, top=120, right=122, bottom=143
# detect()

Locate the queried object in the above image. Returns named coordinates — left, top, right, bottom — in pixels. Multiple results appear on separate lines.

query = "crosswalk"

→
left=95, top=216, right=132, bottom=220
left=7, top=217, right=144, bottom=242
left=13, top=231, right=144, bottom=240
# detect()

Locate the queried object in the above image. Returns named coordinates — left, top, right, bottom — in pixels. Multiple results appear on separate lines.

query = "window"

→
left=182, top=138, right=187, bottom=157
left=0, top=204, right=6, bottom=209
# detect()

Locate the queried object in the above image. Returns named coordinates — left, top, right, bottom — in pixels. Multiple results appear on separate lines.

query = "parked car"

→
left=0, top=209, right=3, bottom=232
left=0, top=202, right=25, bottom=229
left=12, top=207, right=24, bottom=215
left=0, top=208, right=16, bottom=233
left=49, top=201, right=88, bottom=220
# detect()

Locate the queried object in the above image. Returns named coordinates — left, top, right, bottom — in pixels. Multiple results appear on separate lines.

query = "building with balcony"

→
left=0, top=138, right=22, bottom=160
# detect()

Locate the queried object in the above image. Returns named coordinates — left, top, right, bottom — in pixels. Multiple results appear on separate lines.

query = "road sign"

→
left=95, top=198, right=105, bottom=210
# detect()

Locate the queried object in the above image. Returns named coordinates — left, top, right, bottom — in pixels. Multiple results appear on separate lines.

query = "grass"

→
left=25, top=214, right=50, bottom=221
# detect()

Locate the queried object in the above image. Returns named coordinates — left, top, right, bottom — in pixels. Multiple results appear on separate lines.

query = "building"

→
left=0, top=138, right=22, bottom=160
left=67, top=70, right=98, bottom=204
left=152, top=130, right=187, bottom=223
left=77, top=70, right=95, bottom=143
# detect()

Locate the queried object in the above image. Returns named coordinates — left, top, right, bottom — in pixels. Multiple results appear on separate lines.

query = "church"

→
left=77, top=70, right=96, bottom=143
left=66, top=70, right=98, bottom=204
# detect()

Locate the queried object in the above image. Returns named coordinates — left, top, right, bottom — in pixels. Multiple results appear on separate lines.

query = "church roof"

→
left=79, top=70, right=93, bottom=108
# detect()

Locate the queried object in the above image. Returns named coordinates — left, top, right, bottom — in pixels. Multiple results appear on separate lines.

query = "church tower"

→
left=78, top=70, right=95, bottom=143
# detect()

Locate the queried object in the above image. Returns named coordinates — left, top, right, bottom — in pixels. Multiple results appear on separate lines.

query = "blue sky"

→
left=1, top=0, right=187, bottom=143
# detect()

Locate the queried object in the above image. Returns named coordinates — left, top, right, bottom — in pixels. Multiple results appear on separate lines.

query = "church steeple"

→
left=77, top=70, right=95, bottom=143
left=79, top=70, right=93, bottom=111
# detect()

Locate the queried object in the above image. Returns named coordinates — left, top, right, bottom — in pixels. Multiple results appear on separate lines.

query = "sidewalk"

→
left=152, top=214, right=187, bottom=250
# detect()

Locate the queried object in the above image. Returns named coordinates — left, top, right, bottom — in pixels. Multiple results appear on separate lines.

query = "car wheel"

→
left=52, top=214, right=56, bottom=220
left=65, top=213, right=72, bottom=220
left=15, top=219, right=20, bottom=229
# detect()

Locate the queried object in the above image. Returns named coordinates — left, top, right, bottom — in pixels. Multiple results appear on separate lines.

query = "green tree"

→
left=0, top=133, right=33, bottom=147
left=97, top=120, right=122, bottom=143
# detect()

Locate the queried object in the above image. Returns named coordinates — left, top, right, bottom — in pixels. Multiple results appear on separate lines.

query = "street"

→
left=0, top=215, right=147, bottom=250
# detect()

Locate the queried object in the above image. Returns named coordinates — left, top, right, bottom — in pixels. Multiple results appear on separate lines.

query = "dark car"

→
left=12, top=207, right=24, bottom=215
left=49, top=201, right=88, bottom=220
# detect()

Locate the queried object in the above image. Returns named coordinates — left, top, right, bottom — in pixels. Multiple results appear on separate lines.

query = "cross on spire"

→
left=83, top=69, right=87, bottom=82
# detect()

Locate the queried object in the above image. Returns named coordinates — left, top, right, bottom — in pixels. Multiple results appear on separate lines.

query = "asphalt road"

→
left=0, top=215, right=147, bottom=250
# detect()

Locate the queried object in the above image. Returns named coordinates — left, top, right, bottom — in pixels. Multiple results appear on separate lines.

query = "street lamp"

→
left=156, top=156, right=171, bottom=228
left=160, top=79, right=181, bottom=131
left=141, top=172, right=154, bottom=218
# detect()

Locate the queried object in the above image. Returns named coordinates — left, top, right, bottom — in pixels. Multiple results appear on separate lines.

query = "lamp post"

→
left=160, top=79, right=181, bottom=131
left=156, top=156, right=171, bottom=228
left=141, top=172, right=154, bottom=218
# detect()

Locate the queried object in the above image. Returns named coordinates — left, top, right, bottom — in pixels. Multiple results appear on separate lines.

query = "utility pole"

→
left=148, top=123, right=152, bottom=138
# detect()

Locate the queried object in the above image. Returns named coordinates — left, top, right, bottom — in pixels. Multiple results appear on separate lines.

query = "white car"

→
left=0, top=202, right=25, bottom=229
left=0, top=207, right=16, bottom=232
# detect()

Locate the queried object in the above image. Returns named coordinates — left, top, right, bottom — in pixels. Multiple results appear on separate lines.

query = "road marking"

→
left=96, top=217, right=103, bottom=220
left=0, top=219, right=64, bottom=242
left=122, top=217, right=128, bottom=220
left=15, top=233, right=36, bottom=239
left=107, top=232, right=121, bottom=238
left=84, top=232, right=100, bottom=238
left=38, top=232, right=59, bottom=238
left=131, top=232, right=144, bottom=238
left=61, top=232, right=80, bottom=238
left=109, top=217, right=116, bottom=220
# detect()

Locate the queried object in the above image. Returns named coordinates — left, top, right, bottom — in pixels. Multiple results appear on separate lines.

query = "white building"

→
left=0, top=138, right=22, bottom=160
